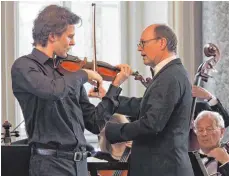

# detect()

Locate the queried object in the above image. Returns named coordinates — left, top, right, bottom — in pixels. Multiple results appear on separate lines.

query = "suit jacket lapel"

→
left=142, top=58, right=182, bottom=98
left=151, top=58, right=182, bottom=82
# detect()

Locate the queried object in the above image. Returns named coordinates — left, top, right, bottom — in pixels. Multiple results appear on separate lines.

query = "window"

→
left=15, top=1, right=121, bottom=148
left=70, top=1, right=121, bottom=103
left=15, top=1, right=63, bottom=141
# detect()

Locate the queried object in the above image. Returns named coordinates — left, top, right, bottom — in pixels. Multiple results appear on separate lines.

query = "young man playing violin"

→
left=89, top=24, right=194, bottom=176
left=11, top=5, right=132, bottom=176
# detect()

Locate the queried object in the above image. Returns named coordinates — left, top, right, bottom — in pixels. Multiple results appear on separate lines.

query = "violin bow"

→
left=92, top=3, right=99, bottom=92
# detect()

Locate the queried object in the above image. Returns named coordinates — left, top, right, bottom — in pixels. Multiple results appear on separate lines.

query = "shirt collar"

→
left=32, top=48, right=51, bottom=64
left=199, top=149, right=206, bottom=155
left=152, top=55, right=177, bottom=76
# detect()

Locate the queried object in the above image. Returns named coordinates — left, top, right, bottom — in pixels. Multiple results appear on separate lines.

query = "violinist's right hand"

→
left=82, top=69, right=103, bottom=86
left=112, top=64, right=132, bottom=87
left=88, top=85, right=106, bottom=99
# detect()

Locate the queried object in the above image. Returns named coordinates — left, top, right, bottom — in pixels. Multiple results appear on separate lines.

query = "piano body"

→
left=1, top=145, right=128, bottom=176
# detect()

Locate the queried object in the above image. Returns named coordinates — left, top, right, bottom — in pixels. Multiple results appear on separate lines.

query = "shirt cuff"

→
left=208, top=95, right=218, bottom=106
left=106, top=84, right=122, bottom=97
left=219, top=161, right=229, bottom=168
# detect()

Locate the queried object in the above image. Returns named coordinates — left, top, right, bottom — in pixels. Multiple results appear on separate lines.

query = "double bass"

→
left=189, top=43, right=220, bottom=151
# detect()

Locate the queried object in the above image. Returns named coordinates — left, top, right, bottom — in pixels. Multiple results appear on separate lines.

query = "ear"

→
left=48, top=33, right=57, bottom=43
left=160, top=38, right=167, bottom=50
left=220, top=128, right=225, bottom=138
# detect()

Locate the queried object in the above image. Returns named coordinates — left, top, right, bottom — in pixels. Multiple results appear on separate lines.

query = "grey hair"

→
left=154, top=24, right=177, bottom=53
left=194, top=110, right=225, bottom=129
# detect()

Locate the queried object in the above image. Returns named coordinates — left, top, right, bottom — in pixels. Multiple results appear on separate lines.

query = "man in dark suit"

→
left=193, top=110, right=229, bottom=176
left=101, top=24, right=194, bottom=176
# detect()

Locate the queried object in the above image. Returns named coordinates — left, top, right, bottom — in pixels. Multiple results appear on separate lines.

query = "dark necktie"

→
left=150, top=67, right=154, bottom=78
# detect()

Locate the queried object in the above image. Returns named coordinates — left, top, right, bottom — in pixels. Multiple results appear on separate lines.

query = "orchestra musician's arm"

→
left=207, top=147, right=229, bottom=176
left=192, top=85, right=229, bottom=127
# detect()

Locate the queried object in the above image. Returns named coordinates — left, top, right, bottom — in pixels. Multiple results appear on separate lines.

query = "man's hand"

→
left=88, top=85, right=107, bottom=99
left=125, top=141, right=132, bottom=148
left=112, top=64, right=132, bottom=87
left=192, top=85, right=213, bottom=100
left=207, top=147, right=229, bottom=164
left=82, top=69, right=103, bottom=86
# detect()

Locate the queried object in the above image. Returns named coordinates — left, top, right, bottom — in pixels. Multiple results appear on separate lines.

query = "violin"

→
left=59, top=55, right=150, bottom=87
left=60, top=56, right=152, bottom=87
left=59, top=55, right=139, bottom=82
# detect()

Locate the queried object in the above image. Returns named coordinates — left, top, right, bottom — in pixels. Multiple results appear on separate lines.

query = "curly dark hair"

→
left=32, top=5, right=81, bottom=47
left=154, top=24, right=177, bottom=53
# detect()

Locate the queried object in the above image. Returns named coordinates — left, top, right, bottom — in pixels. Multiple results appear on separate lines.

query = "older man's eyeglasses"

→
left=137, top=37, right=161, bottom=48
left=195, top=127, right=220, bottom=135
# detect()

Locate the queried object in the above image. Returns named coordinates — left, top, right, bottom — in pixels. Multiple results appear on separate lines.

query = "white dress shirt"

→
left=152, top=55, right=177, bottom=76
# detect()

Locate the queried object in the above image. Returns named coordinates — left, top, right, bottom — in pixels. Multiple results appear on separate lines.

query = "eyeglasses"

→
left=194, top=127, right=220, bottom=135
left=137, top=37, right=161, bottom=48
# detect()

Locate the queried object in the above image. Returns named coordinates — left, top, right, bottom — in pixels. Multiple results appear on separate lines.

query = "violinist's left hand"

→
left=112, top=64, right=132, bottom=87
left=88, top=85, right=106, bottom=99
left=207, top=147, right=229, bottom=164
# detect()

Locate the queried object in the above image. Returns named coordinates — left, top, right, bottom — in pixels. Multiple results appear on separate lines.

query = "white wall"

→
left=143, top=1, right=168, bottom=27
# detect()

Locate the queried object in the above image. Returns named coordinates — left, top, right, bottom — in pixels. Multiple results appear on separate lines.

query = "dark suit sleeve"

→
left=219, top=162, right=229, bottom=176
left=211, top=99, right=229, bottom=127
left=116, top=96, right=142, bottom=117
left=105, top=76, right=180, bottom=143
left=80, top=84, right=122, bottom=134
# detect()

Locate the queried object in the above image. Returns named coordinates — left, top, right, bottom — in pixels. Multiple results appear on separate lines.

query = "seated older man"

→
left=194, top=110, right=229, bottom=176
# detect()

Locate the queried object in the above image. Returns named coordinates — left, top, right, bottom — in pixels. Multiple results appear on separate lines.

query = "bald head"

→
left=142, top=24, right=159, bottom=33
left=141, top=24, right=177, bottom=53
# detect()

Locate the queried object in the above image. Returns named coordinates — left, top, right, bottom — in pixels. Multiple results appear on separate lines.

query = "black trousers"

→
left=29, top=154, right=88, bottom=176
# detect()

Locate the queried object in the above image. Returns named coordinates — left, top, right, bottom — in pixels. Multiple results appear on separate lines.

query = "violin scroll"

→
left=1, top=121, right=12, bottom=145
left=1, top=121, right=20, bottom=145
